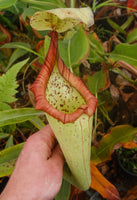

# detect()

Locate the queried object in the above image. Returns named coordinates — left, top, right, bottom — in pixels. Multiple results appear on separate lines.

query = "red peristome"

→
left=30, top=31, right=97, bottom=124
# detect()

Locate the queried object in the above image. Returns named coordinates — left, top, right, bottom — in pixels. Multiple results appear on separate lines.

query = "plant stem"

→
left=68, top=39, right=73, bottom=73
left=92, top=0, right=96, bottom=12
left=92, top=92, right=98, bottom=140
left=70, top=0, right=75, bottom=8
left=99, top=105, right=114, bottom=126
left=89, top=40, right=108, bottom=63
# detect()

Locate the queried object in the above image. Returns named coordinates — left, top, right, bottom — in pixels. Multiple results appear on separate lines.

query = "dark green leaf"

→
left=7, top=48, right=29, bottom=68
left=107, top=18, right=126, bottom=35
left=121, top=14, right=134, bottom=30
left=0, top=108, right=45, bottom=127
left=110, top=43, right=137, bottom=67
left=59, top=28, right=89, bottom=68
left=88, top=32, right=105, bottom=63
left=0, top=42, right=42, bottom=58
left=93, top=0, right=118, bottom=11
left=55, top=179, right=71, bottom=200
left=0, top=133, right=10, bottom=139
left=22, top=7, right=36, bottom=19
left=0, top=0, right=17, bottom=10
left=0, top=143, right=24, bottom=177
left=0, top=42, right=30, bottom=49
left=5, top=2, right=27, bottom=14
left=5, top=135, right=14, bottom=149
left=0, top=102, right=11, bottom=111
left=29, top=117, right=45, bottom=129
left=126, top=28, right=137, bottom=43
left=87, top=69, right=107, bottom=94
left=19, top=0, right=66, bottom=11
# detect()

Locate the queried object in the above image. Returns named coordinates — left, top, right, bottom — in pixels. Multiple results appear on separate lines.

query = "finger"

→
left=49, top=144, right=65, bottom=165
left=36, top=124, right=55, bottom=139
left=34, top=125, right=56, bottom=147
left=37, top=124, right=54, bottom=138
left=43, top=145, right=65, bottom=199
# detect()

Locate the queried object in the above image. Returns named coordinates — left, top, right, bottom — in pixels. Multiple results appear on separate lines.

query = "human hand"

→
left=0, top=125, right=64, bottom=200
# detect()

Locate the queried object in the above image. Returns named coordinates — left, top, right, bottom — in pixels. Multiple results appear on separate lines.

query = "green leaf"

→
left=0, top=133, right=10, bottom=139
left=29, top=117, right=45, bottom=129
left=93, top=0, right=118, bottom=11
left=0, top=102, right=11, bottom=111
left=121, top=14, right=134, bottom=30
left=44, top=36, right=50, bottom=56
left=59, top=28, right=89, bottom=68
left=126, top=28, right=137, bottom=43
left=0, top=108, right=45, bottom=127
left=22, top=7, right=36, bottom=19
left=91, top=125, right=137, bottom=164
left=7, top=48, right=29, bottom=68
left=0, top=0, right=17, bottom=10
left=0, top=42, right=42, bottom=58
left=36, top=36, right=50, bottom=64
left=55, top=179, right=71, bottom=200
left=110, top=43, right=137, bottom=67
left=88, top=32, right=105, bottom=63
left=87, top=69, right=107, bottom=94
left=5, top=135, right=14, bottom=149
left=107, top=18, right=126, bottom=35
left=0, top=143, right=24, bottom=177
left=5, top=1, right=27, bottom=15
left=0, top=41, right=30, bottom=49
left=0, top=58, right=29, bottom=103
left=19, top=0, right=66, bottom=10
left=0, top=115, right=45, bottom=178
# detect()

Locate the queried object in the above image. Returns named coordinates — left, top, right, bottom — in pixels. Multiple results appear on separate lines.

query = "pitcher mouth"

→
left=30, top=31, right=97, bottom=124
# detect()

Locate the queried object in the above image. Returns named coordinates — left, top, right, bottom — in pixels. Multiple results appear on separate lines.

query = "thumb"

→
left=49, top=144, right=65, bottom=167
